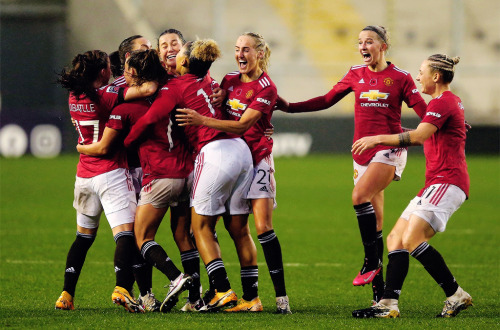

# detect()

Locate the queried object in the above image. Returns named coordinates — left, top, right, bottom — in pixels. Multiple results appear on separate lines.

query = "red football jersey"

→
left=289, top=63, right=425, bottom=165
left=111, top=75, right=127, bottom=88
left=419, top=91, right=469, bottom=197
left=70, top=85, right=126, bottom=178
left=125, top=73, right=235, bottom=155
left=106, top=99, right=149, bottom=169
left=109, top=96, right=193, bottom=185
left=221, top=71, right=277, bottom=164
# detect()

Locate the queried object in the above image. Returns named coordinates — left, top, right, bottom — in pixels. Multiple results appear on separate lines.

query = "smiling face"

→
left=416, top=60, right=437, bottom=96
left=159, top=33, right=183, bottom=71
left=235, top=35, right=262, bottom=78
left=358, top=30, right=387, bottom=69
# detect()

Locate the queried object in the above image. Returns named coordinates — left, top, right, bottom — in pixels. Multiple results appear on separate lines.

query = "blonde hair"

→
left=427, top=54, right=460, bottom=83
left=184, top=39, right=221, bottom=77
left=241, top=32, right=271, bottom=72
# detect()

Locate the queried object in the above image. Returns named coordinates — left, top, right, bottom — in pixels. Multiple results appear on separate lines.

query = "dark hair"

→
left=118, top=35, right=144, bottom=71
left=182, top=39, right=221, bottom=78
left=57, top=50, right=108, bottom=103
left=127, top=49, right=167, bottom=85
left=427, top=54, right=460, bottom=84
left=158, top=28, right=186, bottom=46
left=109, top=50, right=122, bottom=78
left=362, top=25, right=390, bottom=50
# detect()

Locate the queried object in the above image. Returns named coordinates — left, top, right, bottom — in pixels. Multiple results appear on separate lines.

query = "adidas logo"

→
left=228, top=86, right=234, bottom=91
left=114, top=266, right=121, bottom=273
left=259, top=186, right=268, bottom=192
left=383, top=153, right=390, bottom=158
left=417, top=200, right=422, bottom=205
left=359, top=78, right=365, bottom=84
left=65, top=267, right=76, bottom=273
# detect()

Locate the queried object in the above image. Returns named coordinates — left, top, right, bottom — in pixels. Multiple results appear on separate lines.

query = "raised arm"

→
left=77, top=127, right=120, bottom=156
left=352, top=122, right=438, bottom=155
left=176, top=107, right=262, bottom=136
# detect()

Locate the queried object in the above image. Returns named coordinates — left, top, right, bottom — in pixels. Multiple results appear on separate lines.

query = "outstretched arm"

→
left=352, top=122, right=438, bottom=155
left=281, top=87, right=350, bottom=114
left=176, top=107, right=262, bottom=136
left=77, top=127, right=120, bottom=156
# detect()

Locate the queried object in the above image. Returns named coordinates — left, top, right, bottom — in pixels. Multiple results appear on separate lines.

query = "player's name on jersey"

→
left=70, top=103, right=96, bottom=113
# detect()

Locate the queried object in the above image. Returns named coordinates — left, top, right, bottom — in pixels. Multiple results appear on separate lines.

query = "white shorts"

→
left=138, top=178, right=188, bottom=209
left=73, top=168, right=137, bottom=228
left=129, top=166, right=143, bottom=195
left=247, top=154, right=277, bottom=208
left=191, top=138, right=253, bottom=216
left=400, top=184, right=466, bottom=232
left=353, top=148, right=407, bottom=185
left=76, top=203, right=136, bottom=229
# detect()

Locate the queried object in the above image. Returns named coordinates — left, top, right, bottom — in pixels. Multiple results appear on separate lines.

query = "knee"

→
left=386, top=230, right=403, bottom=251
left=135, top=236, right=145, bottom=251
left=401, top=232, right=423, bottom=253
left=254, top=221, right=272, bottom=236
left=352, top=189, right=368, bottom=205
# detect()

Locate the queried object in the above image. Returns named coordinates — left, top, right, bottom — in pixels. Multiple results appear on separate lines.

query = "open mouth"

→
left=167, top=54, right=176, bottom=60
left=362, top=52, right=372, bottom=61
left=239, top=60, right=247, bottom=70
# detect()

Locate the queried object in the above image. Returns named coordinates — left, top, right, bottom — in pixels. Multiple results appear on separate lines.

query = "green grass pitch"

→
left=1, top=154, right=499, bottom=328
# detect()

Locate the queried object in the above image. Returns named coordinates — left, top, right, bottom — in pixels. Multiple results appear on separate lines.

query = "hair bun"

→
left=452, top=56, right=460, bottom=65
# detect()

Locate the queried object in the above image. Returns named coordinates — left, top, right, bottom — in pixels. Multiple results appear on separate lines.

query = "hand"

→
left=351, top=137, right=378, bottom=155
left=176, top=108, right=204, bottom=126
left=264, top=127, right=274, bottom=138
left=274, top=95, right=290, bottom=112
left=465, top=120, right=471, bottom=132
left=210, top=87, right=226, bottom=108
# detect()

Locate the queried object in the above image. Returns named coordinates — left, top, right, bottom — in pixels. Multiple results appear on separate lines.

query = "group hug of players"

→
left=55, top=25, right=473, bottom=319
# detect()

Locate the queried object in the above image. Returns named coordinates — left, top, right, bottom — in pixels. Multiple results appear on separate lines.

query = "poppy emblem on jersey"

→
left=246, top=90, right=254, bottom=99
left=384, top=77, right=394, bottom=86
left=228, top=98, right=247, bottom=111
left=360, top=90, right=389, bottom=101
left=236, top=88, right=242, bottom=96
left=369, top=79, right=377, bottom=86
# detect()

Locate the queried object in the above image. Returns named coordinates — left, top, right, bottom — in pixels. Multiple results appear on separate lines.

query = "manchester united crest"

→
left=246, top=90, right=254, bottom=99
left=384, top=77, right=394, bottom=86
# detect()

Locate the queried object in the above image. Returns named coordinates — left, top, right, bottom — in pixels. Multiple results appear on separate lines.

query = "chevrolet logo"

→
left=360, top=90, right=389, bottom=101
left=228, top=98, right=247, bottom=111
